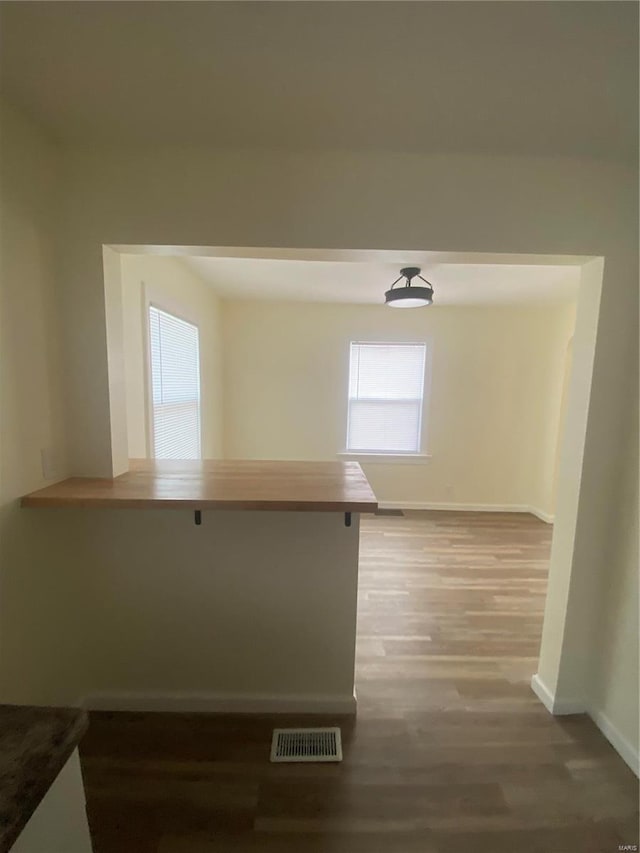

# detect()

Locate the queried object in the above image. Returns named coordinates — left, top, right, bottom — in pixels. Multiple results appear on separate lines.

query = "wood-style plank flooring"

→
left=80, top=511, right=639, bottom=852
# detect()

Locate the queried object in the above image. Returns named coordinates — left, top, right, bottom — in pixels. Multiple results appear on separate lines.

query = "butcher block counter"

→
left=21, top=459, right=377, bottom=513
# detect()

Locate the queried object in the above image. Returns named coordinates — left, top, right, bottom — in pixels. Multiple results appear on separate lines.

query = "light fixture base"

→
left=399, top=266, right=421, bottom=280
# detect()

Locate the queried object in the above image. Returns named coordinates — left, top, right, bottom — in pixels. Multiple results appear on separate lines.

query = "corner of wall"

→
left=103, top=246, right=129, bottom=476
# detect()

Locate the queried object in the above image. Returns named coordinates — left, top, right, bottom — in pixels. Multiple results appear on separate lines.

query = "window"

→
left=148, top=306, right=201, bottom=459
left=346, top=342, right=427, bottom=454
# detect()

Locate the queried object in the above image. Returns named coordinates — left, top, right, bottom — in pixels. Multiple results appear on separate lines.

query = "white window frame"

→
left=340, top=340, right=432, bottom=463
left=144, top=296, right=202, bottom=460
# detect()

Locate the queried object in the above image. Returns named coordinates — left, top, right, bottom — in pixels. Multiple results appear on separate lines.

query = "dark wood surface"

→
left=21, top=459, right=378, bottom=513
left=0, top=705, right=88, bottom=852
left=80, top=511, right=639, bottom=852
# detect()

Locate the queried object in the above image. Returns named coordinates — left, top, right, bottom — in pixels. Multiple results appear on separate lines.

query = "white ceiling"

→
left=182, top=256, right=580, bottom=306
left=0, top=3, right=636, bottom=160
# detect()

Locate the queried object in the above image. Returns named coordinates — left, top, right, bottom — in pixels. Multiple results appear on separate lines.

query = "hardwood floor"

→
left=80, top=511, right=639, bottom=852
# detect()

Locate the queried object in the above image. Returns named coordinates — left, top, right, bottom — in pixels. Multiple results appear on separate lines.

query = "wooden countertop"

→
left=21, top=459, right=378, bottom=513
left=0, top=705, right=88, bottom=851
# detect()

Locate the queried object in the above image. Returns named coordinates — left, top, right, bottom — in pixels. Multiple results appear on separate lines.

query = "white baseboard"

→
left=379, top=501, right=554, bottom=522
left=530, top=674, right=585, bottom=715
left=530, top=673, right=555, bottom=712
left=528, top=506, right=555, bottom=524
left=379, top=501, right=530, bottom=513
left=590, top=708, right=640, bottom=778
left=82, top=690, right=357, bottom=715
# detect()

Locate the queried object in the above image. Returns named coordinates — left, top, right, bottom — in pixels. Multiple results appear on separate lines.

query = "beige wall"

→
left=588, top=372, right=639, bottom=770
left=0, top=104, right=67, bottom=501
left=526, top=302, right=577, bottom=516
left=103, top=246, right=129, bottom=476
left=68, top=509, right=360, bottom=710
left=2, top=505, right=361, bottom=711
left=222, top=299, right=575, bottom=516
left=120, top=254, right=223, bottom=459
left=0, top=103, right=81, bottom=701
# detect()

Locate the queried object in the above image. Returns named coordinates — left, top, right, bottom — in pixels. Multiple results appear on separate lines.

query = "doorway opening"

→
left=103, top=244, right=603, bottom=718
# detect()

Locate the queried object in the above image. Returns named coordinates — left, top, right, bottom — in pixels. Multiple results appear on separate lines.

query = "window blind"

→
left=149, top=306, right=201, bottom=459
left=347, top=342, right=427, bottom=454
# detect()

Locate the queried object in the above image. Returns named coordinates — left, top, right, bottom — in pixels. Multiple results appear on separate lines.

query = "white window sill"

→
left=338, top=452, right=432, bottom=465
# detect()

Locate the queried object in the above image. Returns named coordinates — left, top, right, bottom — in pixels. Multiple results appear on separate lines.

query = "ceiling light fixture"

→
left=384, top=267, right=434, bottom=308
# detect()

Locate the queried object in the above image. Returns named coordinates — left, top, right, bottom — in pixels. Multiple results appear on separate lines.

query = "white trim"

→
left=380, top=501, right=527, bottom=513
left=376, top=501, right=554, bottom=521
left=529, top=506, right=555, bottom=524
left=530, top=674, right=585, bottom=715
left=338, top=452, right=432, bottom=465
left=82, top=691, right=357, bottom=715
left=530, top=673, right=555, bottom=713
left=590, top=708, right=640, bottom=778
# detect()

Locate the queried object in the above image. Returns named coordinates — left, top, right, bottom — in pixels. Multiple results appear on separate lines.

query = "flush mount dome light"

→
left=385, top=267, right=434, bottom=308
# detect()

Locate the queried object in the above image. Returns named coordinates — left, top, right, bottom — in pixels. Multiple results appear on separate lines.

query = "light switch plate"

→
left=40, top=447, right=61, bottom=481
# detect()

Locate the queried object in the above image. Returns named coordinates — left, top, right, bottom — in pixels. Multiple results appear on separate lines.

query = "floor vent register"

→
left=270, top=727, right=342, bottom=763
